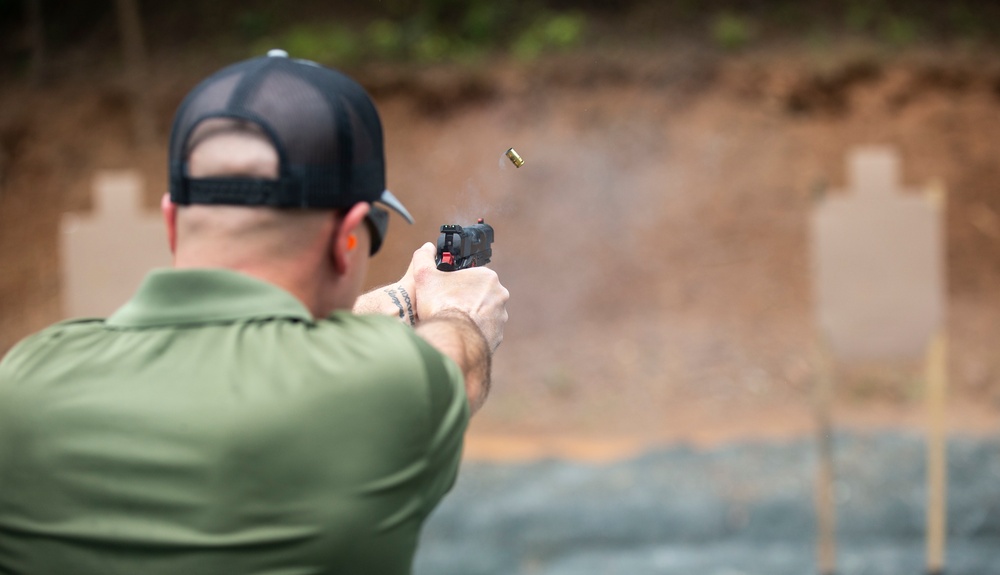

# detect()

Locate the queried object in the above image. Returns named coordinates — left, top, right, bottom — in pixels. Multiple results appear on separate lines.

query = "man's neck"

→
left=173, top=253, right=334, bottom=318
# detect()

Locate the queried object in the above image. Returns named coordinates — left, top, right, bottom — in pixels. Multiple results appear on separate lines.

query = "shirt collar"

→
left=107, top=268, right=315, bottom=327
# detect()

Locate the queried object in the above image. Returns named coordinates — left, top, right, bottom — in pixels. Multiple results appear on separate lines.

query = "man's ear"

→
left=332, top=202, right=371, bottom=274
left=161, top=193, right=177, bottom=255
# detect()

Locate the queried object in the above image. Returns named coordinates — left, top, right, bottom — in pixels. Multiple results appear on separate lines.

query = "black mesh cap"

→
left=168, top=50, right=413, bottom=254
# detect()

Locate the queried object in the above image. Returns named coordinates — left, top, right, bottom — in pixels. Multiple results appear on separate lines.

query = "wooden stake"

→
left=925, top=332, right=947, bottom=574
left=813, top=340, right=837, bottom=575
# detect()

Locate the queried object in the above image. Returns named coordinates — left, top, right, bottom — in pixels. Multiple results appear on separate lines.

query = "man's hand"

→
left=408, top=242, right=509, bottom=353
left=354, top=243, right=509, bottom=415
left=354, top=243, right=509, bottom=353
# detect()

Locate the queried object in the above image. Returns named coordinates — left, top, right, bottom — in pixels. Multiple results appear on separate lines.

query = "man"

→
left=0, top=51, right=509, bottom=574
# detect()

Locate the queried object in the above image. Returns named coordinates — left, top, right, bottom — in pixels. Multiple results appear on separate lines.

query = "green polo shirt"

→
left=0, top=269, right=469, bottom=575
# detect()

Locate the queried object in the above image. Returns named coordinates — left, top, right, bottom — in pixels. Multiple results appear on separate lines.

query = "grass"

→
left=249, top=5, right=587, bottom=67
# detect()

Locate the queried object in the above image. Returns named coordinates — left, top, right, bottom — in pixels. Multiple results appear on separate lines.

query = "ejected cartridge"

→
left=505, top=147, right=524, bottom=168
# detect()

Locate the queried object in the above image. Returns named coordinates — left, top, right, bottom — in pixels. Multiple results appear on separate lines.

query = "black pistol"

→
left=436, top=219, right=494, bottom=271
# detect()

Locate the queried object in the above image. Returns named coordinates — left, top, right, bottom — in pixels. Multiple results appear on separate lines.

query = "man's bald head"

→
left=173, top=119, right=335, bottom=267
left=185, top=119, right=279, bottom=180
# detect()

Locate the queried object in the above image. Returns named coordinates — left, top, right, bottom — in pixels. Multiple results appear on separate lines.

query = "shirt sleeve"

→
left=409, top=333, right=470, bottom=520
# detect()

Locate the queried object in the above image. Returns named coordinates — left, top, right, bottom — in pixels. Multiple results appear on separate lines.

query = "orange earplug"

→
left=347, top=234, right=358, bottom=251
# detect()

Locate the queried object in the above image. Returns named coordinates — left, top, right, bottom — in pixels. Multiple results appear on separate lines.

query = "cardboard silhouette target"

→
left=811, top=146, right=944, bottom=361
left=61, top=170, right=169, bottom=318
left=809, top=146, right=949, bottom=575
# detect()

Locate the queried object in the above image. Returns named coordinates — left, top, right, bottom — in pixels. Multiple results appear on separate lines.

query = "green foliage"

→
left=511, top=12, right=587, bottom=62
left=844, top=1, right=923, bottom=47
left=404, top=0, right=508, bottom=47
left=365, top=19, right=405, bottom=59
left=256, top=24, right=361, bottom=66
left=845, top=0, right=880, bottom=33
left=710, top=12, right=754, bottom=51
left=251, top=5, right=588, bottom=66
left=414, top=32, right=451, bottom=63
left=511, top=35, right=543, bottom=62
left=10, top=0, right=1000, bottom=76
left=880, top=15, right=920, bottom=47
left=236, top=10, right=272, bottom=41
left=772, top=3, right=806, bottom=29
left=806, top=27, right=834, bottom=51
left=461, top=1, right=503, bottom=44
left=250, top=0, right=580, bottom=66
left=544, top=14, right=587, bottom=48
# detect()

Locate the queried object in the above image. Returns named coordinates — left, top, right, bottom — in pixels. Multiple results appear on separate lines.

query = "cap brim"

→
left=377, top=189, right=414, bottom=224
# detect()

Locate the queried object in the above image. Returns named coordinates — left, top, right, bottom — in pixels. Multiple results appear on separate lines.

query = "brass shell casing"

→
left=505, top=147, right=524, bottom=168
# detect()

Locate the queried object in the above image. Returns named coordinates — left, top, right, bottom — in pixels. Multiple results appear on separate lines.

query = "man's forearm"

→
left=353, top=283, right=416, bottom=325
left=415, top=310, right=491, bottom=415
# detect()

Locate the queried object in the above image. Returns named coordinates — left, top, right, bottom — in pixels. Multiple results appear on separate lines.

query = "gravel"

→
left=414, top=433, right=1000, bottom=575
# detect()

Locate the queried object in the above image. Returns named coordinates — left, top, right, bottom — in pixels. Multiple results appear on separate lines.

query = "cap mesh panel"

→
left=167, top=55, right=404, bottom=253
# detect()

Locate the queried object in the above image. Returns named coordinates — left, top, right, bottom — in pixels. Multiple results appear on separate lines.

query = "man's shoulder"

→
left=319, top=313, right=465, bottom=399
left=319, top=312, right=419, bottom=348
left=316, top=312, right=444, bottom=369
left=0, top=318, right=106, bottom=374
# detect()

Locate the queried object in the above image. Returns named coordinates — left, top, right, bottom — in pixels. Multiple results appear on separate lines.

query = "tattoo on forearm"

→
left=384, top=287, right=416, bottom=326
left=398, top=287, right=416, bottom=326
left=384, top=288, right=404, bottom=320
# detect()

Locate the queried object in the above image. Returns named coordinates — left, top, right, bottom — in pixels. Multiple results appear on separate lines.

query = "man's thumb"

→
left=410, top=242, right=438, bottom=273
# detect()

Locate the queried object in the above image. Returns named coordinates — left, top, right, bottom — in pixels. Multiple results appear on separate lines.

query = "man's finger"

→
left=413, top=242, right=437, bottom=270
